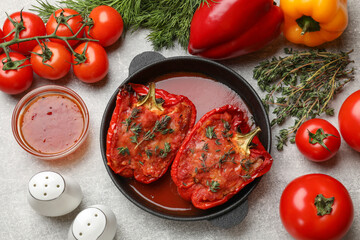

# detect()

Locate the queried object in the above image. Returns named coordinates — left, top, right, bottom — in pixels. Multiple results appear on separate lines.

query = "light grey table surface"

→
left=0, top=0, right=359, bottom=239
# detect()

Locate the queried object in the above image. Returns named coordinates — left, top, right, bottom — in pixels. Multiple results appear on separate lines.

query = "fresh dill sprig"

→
left=31, top=0, right=209, bottom=50
left=253, top=48, right=354, bottom=151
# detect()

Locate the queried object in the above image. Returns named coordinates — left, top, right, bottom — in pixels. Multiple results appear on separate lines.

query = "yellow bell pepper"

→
left=280, top=0, right=348, bottom=47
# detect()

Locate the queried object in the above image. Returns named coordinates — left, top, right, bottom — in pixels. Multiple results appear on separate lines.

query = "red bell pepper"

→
left=188, top=0, right=284, bottom=60
left=171, top=105, right=273, bottom=209
left=106, top=82, right=196, bottom=184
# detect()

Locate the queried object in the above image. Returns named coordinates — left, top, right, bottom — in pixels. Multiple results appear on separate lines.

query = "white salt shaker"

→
left=68, top=205, right=117, bottom=240
left=27, top=171, right=83, bottom=217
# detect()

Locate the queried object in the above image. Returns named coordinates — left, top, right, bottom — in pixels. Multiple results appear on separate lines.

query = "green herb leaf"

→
left=205, top=126, right=217, bottom=139
left=158, top=142, right=171, bottom=158
left=117, top=147, right=130, bottom=156
left=206, top=180, right=220, bottom=193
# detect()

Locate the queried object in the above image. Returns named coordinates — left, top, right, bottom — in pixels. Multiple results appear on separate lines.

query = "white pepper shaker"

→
left=27, top=171, right=83, bottom=217
left=68, top=205, right=117, bottom=240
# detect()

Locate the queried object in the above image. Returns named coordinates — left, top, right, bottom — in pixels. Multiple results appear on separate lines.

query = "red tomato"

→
left=72, top=42, right=109, bottom=83
left=46, top=8, right=84, bottom=47
left=30, top=42, right=72, bottom=80
left=295, top=118, right=340, bottom=162
left=0, top=28, right=4, bottom=53
left=280, top=174, right=353, bottom=240
left=2, top=11, right=46, bottom=54
left=0, top=52, right=33, bottom=94
left=85, top=5, right=124, bottom=47
left=338, top=90, right=360, bottom=152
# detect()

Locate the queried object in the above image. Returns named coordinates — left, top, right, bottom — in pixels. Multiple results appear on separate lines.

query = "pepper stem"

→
left=314, top=194, right=334, bottom=216
left=136, top=82, right=164, bottom=111
left=235, top=127, right=261, bottom=156
left=296, top=15, right=321, bottom=35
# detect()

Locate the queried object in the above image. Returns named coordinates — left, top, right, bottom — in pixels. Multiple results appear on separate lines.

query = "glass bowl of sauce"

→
left=12, top=85, right=89, bottom=160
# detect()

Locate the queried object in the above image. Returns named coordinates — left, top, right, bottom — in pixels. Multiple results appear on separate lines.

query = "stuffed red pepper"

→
left=107, top=82, right=196, bottom=184
left=171, top=105, right=273, bottom=209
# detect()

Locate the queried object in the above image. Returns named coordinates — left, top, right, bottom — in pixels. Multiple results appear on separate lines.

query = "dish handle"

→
left=129, top=51, right=166, bottom=76
left=208, top=199, right=248, bottom=229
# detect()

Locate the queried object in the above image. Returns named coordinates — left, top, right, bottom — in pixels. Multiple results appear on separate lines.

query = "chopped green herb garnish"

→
left=215, top=139, right=221, bottom=145
left=135, top=115, right=172, bottom=148
left=241, top=158, right=252, bottom=172
left=222, top=120, right=231, bottom=132
left=240, top=174, right=251, bottom=181
left=139, top=161, right=144, bottom=165
left=117, top=147, right=130, bottom=156
left=130, top=123, right=142, bottom=135
left=130, top=135, right=138, bottom=143
left=145, top=149, right=152, bottom=159
left=205, top=126, right=217, bottom=139
left=159, top=142, right=171, bottom=158
left=206, top=180, right=220, bottom=193
left=202, top=142, right=209, bottom=151
left=218, top=148, right=236, bottom=167
left=182, top=182, right=187, bottom=186
left=122, top=108, right=140, bottom=131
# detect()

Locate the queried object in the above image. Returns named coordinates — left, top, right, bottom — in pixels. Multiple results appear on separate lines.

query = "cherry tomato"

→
left=46, top=8, right=84, bottom=47
left=2, top=11, right=46, bottom=55
left=85, top=5, right=124, bottom=47
left=72, top=42, right=109, bottom=83
left=295, top=118, right=340, bottom=162
left=338, top=90, right=360, bottom=152
left=0, top=52, right=33, bottom=94
left=280, top=174, right=353, bottom=240
left=30, top=42, right=72, bottom=80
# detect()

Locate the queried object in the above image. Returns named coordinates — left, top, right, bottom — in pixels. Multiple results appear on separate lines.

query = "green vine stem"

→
left=0, top=10, right=96, bottom=68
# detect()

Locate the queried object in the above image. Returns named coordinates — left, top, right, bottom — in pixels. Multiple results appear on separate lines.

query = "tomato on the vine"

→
left=280, top=174, right=353, bottom=240
left=30, top=42, right=72, bottom=80
left=339, top=90, right=360, bottom=152
left=72, top=42, right=109, bottom=83
left=295, top=118, right=340, bottom=162
left=0, top=52, right=33, bottom=94
left=85, top=5, right=124, bottom=47
left=46, top=8, right=84, bottom=47
left=2, top=11, right=46, bottom=55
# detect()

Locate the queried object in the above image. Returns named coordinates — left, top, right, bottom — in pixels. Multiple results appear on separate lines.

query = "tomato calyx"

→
left=54, top=10, right=81, bottom=34
left=3, top=10, right=26, bottom=39
left=136, top=82, right=165, bottom=111
left=235, top=126, right=261, bottom=156
left=308, top=128, right=338, bottom=152
left=72, top=42, right=88, bottom=65
left=1, top=56, right=28, bottom=70
left=30, top=41, right=53, bottom=68
left=314, top=194, right=334, bottom=216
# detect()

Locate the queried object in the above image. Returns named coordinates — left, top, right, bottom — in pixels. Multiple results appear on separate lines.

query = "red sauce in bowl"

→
left=12, top=85, right=89, bottom=160
left=125, top=73, right=253, bottom=215
left=20, top=94, right=84, bottom=154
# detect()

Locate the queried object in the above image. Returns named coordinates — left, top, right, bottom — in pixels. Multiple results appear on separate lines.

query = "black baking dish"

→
left=100, top=52, right=271, bottom=228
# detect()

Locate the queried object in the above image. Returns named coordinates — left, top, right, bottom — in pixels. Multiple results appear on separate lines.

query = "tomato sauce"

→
left=20, top=94, right=84, bottom=154
left=126, top=72, right=253, bottom=215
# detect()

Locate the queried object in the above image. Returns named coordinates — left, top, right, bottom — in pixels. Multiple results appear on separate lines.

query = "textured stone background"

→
left=0, top=0, right=359, bottom=239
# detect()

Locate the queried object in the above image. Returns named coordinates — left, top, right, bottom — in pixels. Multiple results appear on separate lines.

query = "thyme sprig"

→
left=122, top=108, right=140, bottom=131
left=32, top=0, right=209, bottom=50
left=135, top=115, right=172, bottom=148
left=206, top=180, right=220, bottom=193
left=253, top=48, right=354, bottom=150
